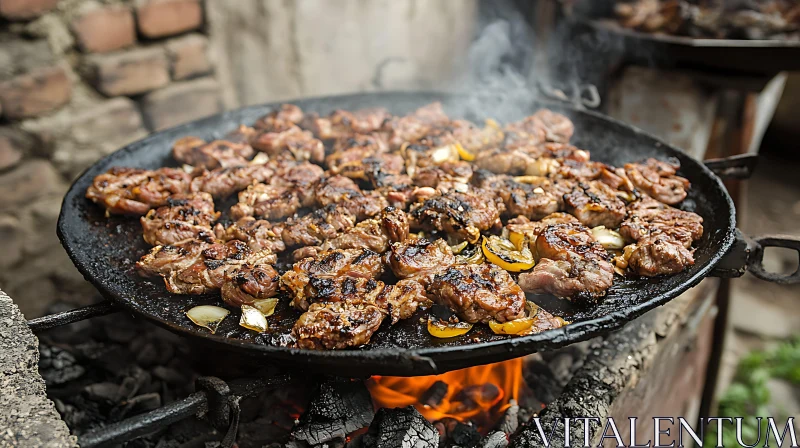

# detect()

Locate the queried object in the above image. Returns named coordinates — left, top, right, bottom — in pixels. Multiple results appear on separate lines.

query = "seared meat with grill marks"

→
left=172, top=137, right=255, bottom=170
left=140, top=193, right=219, bottom=246
left=250, top=125, right=324, bottom=163
left=331, top=132, right=389, bottom=154
left=230, top=184, right=301, bottom=220
left=410, top=189, right=503, bottom=244
left=564, top=181, right=627, bottom=229
left=224, top=125, right=259, bottom=145
left=383, top=102, right=450, bottom=149
left=413, top=161, right=473, bottom=193
left=291, top=207, right=410, bottom=260
left=375, top=278, right=431, bottom=323
left=428, top=263, right=527, bottom=324
left=189, top=163, right=274, bottom=199
left=221, top=263, right=280, bottom=307
left=504, top=109, right=574, bottom=147
left=386, top=237, right=455, bottom=283
left=505, top=213, right=580, bottom=250
left=272, top=161, right=325, bottom=196
left=281, top=248, right=384, bottom=310
left=621, top=232, right=695, bottom=277
left=478, top=175, right=561, bottom=220
left=293, top=301, right=385, bottom=350
left=136, top=239, right=209, bottom=278
left=165, top=241, right=277, bottom=295
left=214, top=217, right=285, bottom=253
left=281, top=204, right=357, bottom=247
left=624, top=158, right=689, bottom=205
left=333, top=152, right=404, bottom=182
left=303, top=108, right=390, bottom=140
left=254, top=104, right=304, bottom=130
left=86, top=167, right=192, bottom=215
left=619, top=196, right=703, bottom=248
left=518, top=223, right=614, bottom=299
left=315, top=175, right=388, bottom=220
left=449, top=119, right=505, bottom=154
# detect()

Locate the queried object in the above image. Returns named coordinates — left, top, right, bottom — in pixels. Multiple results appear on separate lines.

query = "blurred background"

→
left=0, top=0, right=797, bottom=425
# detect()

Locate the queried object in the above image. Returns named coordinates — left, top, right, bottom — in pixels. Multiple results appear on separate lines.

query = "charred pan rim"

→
left=57, top=91, right=736, bottom=375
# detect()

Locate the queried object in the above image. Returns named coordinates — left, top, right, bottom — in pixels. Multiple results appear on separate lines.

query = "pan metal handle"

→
left=711, top=230, right=800, bottom=284
left=704, top=153, right=759, bottom=180
left=27, top=300, right=118, bottom=332
left=536, top=81, right=601, bottom=109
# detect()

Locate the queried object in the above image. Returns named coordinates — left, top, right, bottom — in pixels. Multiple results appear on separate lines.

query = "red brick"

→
left=88, top=47, right=169, bottom=96
left=72, top=5, right=136, bottom=53
left=136, top=0, right=203, bottom=38
left=0, top=0, right=59, bottom=20
left=0, top=66, right=71, bottom=119
left=165, top=33, right=210, bottom=80
left=0, top=136, right=22, bottom=171
left=140, top=77, right=221, bottom=131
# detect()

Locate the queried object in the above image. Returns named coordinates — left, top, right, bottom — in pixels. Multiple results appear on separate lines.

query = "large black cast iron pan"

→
left=51, top=91, right=800, bottom=377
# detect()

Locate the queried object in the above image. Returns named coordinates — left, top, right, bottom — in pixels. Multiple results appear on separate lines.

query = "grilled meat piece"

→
left=315, top=175, right=388, bottom=220
left=281, top=204, right=357, bottom=247
left=410, top=189, right=503, bottom=244
left=254, top=104, right=304, bottom=130
left=333, top=152, right=404, bottom=182
left=86, top=167, right=192, bottom=216
left=505, top=213, right=580, bottom=251
left=272, top=161, right=325, bottom=199
left=172, top=137, right=255, bottom=170
left=231, top=184, right=301, bottom=220
left=140, top=193, right=219, bottom=246
left=449, top=119, right=505, bottom=154
left=292, top=301, right=385, bottom=350
left=619, top=196, right=703, bottom=248
left=189, top=163, right=274, bottom=199
left=413, top=161, right=473, bottom=194
left=428, top=263, right=527, bottom=324
left=621, top=232, right=695, bottom=277
left=386, top=237, right=455, bottom=283
left=504, top=109, right=574, bottom=148
left=518, top=223, right=614, bottom=299
left=221, top=263, right=280, bottom=307
left=251, top=125, right=324, bottom=163
left=375, top=278, right=431, bottom=323
left=303, top=108, right=390, bottom=140
left=165, top=240, right=276, bottom=295
left=624, top=158, right=690, bottom=205
left=214, top=217, right=285, bottom=253
left=136, top=239, right=210, bottom=277
left=564, top=181, right=627, bottom=229
left=281, top=248, right=384, bottom=310
left=383, top=102, right=450, bottom=149
left=291, top=207, right=410, bottom=260
left=478, top=175, right=561, bottom=220
left=224, top=125, right=259, bottom=145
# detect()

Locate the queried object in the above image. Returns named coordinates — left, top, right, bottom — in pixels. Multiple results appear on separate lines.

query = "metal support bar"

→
left=27, top=301, right=118, bottom=333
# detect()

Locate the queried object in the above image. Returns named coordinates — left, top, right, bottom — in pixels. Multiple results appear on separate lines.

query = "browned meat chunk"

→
left=272, top=161, right=325, bottom=199
left=86, top=167, right=191, bottom=215
left=303, top=108, right=390, bottom=140
left=315, top=175, right=388, bottom=220
left=292, top=302, right=385, bottom=350
left=564, top=181, right=627, bottom=229
left=221, top=263, right=280, bottom=307
left=172, top=137, right=255, bottom=170
left=518, top=223, right=613, bottom=299
left=333, top=152, right=404, bottom=182
left=251, top=125, right=324, bottom=163
left=189, top=163, right=274, bottom=199
left=621, top=232, right=695, bottom=277
left=448, top=119, right=505, bottom=154
left=331, top=132, right=389, bottom=154
left=427, top=263, right=527, bottom=324
left=224, top=125, right=259, bottom=145
left=386, top=237, right=455, bottom=283
left=281, top=204, right=356, bottom=247
left=413, top=161, right=473, bottom=193
left=624, top=158, right=690, bottom=205
left=281, top=248, right=384, bottom=310
left=504, top=109, right=574, bottom=148
left=410, top=189, right=503, bottom=243
left=230, top=184, right=301, bottom=220
left=140, top=193, right=219, bottom=246
left=505, top=213, right=580, bottom=250
left=619, top=196, right=703, bottom=248
left=477, top=175, right=561, bottom=220
left=382, top=102, right=450, bottom=149
left=136, top=239, right=209, bottom=278
left=254, top=104, right=304, bottom=130
left=214, top=217, right=285, bottom=253
left=374, top=279, right=431, bottom=323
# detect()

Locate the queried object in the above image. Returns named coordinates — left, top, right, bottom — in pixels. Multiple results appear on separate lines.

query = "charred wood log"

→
left=292, top=379, right=374, bottom=446
left=420, top=380, right=448, bottom=407
left=361, top=406, right=438, bottom=448
left=479, top=431, right=510, bottom=448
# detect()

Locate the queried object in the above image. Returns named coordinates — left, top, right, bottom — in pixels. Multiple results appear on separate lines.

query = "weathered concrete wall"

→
left=206, top=0, right=479, bottom=107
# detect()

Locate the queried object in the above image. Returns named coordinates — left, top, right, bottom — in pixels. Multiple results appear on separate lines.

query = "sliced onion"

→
left=186, top=305, right=229, bottom=334
left=240, top=304, right=268, bottom=333
left=449, top=240, right=468, bottom=255
left=512, top=175, right=548, bottom=185
left=251, top=153, right=270, bottom=165
left=525, top=158, right=560, bottom=176
left=251, top=298, right=278, bottom=317
left=591, top=226, right=626, bottom=250
left=182, top=164, right=195, bottom=173
left=430, top=144, right=459, bottom=164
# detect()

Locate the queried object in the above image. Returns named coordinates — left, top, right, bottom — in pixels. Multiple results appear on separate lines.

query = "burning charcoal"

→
left=523, top=361, right=560, bottom=405
left=292, top=380, right=374, bottom=446
left=453, top=383, right=501, bottom=413
left=361, top=406, right=438, bottom=448
left=479, top=431, right=509, bottom=448
left=420, top=380, right=448, bottom=407
left=38, top=344, right=85, bottom=386
left=450, top=422, right=481, bottom=446
left=498, top=399, right=519, bottom=435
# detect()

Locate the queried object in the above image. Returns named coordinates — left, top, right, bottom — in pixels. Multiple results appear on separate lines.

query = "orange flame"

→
left=367, top=358, right=525, bottom=430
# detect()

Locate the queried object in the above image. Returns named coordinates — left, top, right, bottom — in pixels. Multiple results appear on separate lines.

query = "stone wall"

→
left=0, top=0, right=222, bottom=317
